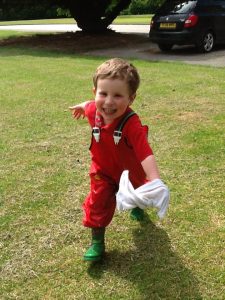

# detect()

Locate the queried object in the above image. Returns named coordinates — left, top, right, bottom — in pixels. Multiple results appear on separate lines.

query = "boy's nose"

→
left=105, top=96, right=113, bottom=104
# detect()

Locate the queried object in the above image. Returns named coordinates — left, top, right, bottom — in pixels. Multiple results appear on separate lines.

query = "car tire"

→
left=196, top=31, right=214, bottom=53
left=158, top=43, right=173, bottom=52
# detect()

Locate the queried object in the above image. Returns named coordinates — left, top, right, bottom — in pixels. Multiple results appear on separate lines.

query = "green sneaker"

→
left=83, top=240, right=105, bottom=262
left=130, top=207, right=144, bottom=221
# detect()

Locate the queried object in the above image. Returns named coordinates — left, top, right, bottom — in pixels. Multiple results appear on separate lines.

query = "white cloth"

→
left=116, top=170, right=170, bottom=219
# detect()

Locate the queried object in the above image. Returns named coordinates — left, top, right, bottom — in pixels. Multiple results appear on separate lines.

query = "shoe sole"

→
left=83, top=252, right=105, bottom=262
left=83, top=256, right=102, bottom=262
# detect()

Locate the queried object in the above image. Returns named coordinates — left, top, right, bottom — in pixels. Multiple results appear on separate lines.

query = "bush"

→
left=56, top=7, right=71, bottom=18
left=122, top=0, right=164, bottom=15
left=0, top=3, right=60, bottom=21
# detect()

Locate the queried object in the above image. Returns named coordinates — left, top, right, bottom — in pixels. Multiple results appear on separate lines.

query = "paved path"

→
left=0, top=24, right=225, bottom=67
left=0, top=24, right=150, bottom=34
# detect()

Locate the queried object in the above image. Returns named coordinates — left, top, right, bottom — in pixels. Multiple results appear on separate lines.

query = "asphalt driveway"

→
left=86, top=40, right=225, bottom=68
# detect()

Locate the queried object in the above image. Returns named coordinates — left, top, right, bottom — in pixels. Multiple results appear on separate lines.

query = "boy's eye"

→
left=115, top=94, right=122, bottom=98
left=99, top=92, right=107, bottom=96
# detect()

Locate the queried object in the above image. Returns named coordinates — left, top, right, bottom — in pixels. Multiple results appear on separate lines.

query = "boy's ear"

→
left=93, top=87, right=96, bottom=95
left=129, top=93, right=136, bottom=104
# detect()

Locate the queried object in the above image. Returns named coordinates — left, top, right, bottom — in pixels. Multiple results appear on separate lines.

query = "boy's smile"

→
left=94, top=78, right=135, bottom=124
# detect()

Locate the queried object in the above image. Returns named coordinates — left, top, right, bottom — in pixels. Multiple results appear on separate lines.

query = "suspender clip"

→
left=113, top=130, right=122, bottom=145
left=93, top=127, right=100, bottom=142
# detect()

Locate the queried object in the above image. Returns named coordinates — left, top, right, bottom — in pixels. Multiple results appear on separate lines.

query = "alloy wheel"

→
left=203, top=32, right=214, bottom=52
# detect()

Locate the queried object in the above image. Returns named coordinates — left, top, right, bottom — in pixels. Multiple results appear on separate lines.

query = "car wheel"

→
left=196, top=31, right=214, bottom=53
left=158, top=43, right=173, bottom=52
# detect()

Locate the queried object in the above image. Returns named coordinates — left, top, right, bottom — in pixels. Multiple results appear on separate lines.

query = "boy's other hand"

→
left=69, top=105, right=85, bottom=119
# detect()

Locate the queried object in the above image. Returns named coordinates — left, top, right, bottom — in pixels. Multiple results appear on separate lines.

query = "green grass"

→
left=114, top=14, right=152, bottom=24
left=0, top=43, right=225, bottom=299
left=0, top=15, right=151, bottom=26
left=0, top=30, right=36, bottom=39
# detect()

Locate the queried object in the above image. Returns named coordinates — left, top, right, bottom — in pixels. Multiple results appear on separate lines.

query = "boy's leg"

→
left=130, top=207, right=144, bottom=221
left=83, top=173, right=117, bottom=228
left=83, top=173, right=117, bottom=261
left=83, top=227, right=105, bottom=261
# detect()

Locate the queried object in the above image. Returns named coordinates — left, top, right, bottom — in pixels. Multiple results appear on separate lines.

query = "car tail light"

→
left=150, top=19, right=155, bottom=29
left=184, top=14, right=199, bottom=28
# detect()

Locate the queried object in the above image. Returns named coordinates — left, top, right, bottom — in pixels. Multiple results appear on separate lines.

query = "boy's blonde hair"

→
left=93, top=58, right=140, bottom=95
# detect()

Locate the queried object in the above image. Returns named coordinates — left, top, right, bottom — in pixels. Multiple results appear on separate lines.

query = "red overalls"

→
left=82, top=101, right=153, bottom=228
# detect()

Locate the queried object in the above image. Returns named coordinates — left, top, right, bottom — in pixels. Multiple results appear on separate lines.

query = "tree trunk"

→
left=63, top=0, right=132, bottom=33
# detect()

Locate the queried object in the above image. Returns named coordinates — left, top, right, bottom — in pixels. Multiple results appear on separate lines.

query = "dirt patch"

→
left=177, top=111, right=204, bottom=121
left=0, top=31, right=149, bottom=53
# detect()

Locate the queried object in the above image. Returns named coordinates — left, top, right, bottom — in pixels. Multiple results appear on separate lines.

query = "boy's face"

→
left=93, top=78, right=135, bottom=125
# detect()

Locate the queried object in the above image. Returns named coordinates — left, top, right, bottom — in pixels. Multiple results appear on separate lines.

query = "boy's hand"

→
left=69, top=104, right=86, bottom=119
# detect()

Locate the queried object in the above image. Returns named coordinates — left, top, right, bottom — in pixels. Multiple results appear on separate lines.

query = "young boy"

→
left=70, top=58, right=161, bottom=262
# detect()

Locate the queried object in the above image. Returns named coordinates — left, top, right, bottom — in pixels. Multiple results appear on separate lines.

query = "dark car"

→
left=149, top=0, right=225, bottom=52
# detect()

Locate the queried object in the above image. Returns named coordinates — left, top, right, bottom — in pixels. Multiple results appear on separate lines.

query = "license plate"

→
left=159, top=23, right=176, bottom=29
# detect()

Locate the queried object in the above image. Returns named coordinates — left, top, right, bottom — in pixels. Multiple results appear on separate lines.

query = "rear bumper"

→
left=149, top=29, right=196, bottom=45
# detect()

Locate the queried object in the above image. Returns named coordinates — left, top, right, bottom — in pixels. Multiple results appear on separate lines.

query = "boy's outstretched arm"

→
left=141, top=155, right=160, bottom=182
left=69, top=101, right=91, bottom=119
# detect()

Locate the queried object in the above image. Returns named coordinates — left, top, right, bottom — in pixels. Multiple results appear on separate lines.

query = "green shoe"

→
left=83, top=240, right=105, bottom=262
left=130, top=207, right=144, bottom=221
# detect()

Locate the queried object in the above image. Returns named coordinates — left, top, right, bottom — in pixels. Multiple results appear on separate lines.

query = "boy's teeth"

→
left=104, top=108, right=114, bottom=114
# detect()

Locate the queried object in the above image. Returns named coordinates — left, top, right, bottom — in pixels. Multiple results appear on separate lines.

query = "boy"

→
left=70, top=58, right=161, bottom=262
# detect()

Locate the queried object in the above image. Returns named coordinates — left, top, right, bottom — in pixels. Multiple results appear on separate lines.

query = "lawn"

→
left=0, top=15, right=151, bottom=26
left=0, top=35, right=225, bottom=299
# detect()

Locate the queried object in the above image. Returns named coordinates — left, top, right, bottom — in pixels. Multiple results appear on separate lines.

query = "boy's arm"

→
left=69, top=101, right=91, bottom=119
left=141, top=155, right=160, bottom=181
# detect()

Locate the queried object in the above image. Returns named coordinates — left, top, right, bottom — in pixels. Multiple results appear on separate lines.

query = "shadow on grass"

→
left=87, top=216, right=202, bottom=299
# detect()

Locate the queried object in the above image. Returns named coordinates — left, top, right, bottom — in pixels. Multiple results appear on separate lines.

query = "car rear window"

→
left=157, top=0, right=197, bottom=14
